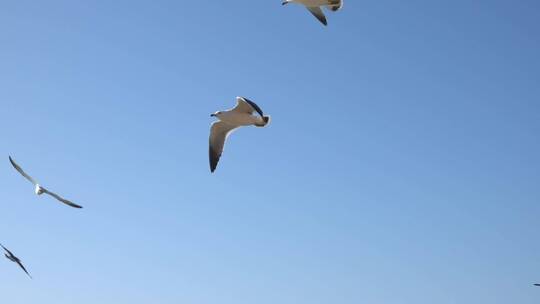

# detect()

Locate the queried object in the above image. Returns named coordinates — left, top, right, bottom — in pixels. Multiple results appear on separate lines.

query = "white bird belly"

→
left=35, top=184, right=44, bottom=195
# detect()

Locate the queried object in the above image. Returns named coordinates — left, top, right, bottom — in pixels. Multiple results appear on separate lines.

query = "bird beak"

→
left=210, top=113, right=216, bottom=117
left=282, top=1, right=288, bottom=5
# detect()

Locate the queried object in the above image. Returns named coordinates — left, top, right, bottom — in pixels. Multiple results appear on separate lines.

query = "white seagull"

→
left=1, top=243, right=32, bottom=278
left=9, top=156, right=83, bottom=209
left=209, top=97, right=271, bottom=173
left=282, top=0, right=343, bottom=26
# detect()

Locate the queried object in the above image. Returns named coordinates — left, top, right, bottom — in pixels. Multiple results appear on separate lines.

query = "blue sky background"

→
left=0, top=0, right=539, bottom=303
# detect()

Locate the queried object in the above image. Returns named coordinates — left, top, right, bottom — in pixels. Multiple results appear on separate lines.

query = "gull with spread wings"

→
left=209, top=97, right=271, bottom=173
left=1, top=243, right=32, bottom=278
left=9, top=156, right=83, bottom=209
left=282, top=0, right=343, bottom=26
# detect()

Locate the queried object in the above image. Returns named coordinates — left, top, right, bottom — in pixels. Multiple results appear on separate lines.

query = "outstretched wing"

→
left=0, top=244, right=14, bottom=257
left=15, top=260, right=32, bottom=279
left=42, top=188, right=83, bottom=209
left=9, top=156, right=38, bottom=185
left=209, top=121, right=238, bottom=173
left=307, top=7, right=327, bottom=26
left=231, top=97, right=265, bottom=117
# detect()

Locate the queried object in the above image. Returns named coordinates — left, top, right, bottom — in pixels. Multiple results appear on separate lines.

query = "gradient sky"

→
left=0, top=1, right=539, bottom=303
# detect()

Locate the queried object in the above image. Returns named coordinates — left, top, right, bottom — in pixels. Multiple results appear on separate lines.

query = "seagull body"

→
left=209, top=97, right=270, bottom=173
left=9, top=156, right=83, bottom=209
left=34, top=184, right=45, bottom=195
left=282, top=0, right=343, bottom=26
left=1, top=244, right=31, bottom=278
left=215, top=110, right=265, bottom=126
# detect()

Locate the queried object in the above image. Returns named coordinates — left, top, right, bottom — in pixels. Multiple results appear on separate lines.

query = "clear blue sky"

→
left=1, top=1, right=539, bottom=303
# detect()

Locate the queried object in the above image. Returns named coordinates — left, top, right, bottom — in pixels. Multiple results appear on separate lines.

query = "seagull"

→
left=9, top=156, right=83, bottom=209
left=282, top=0, right=343, bottom=26
left=1, top=244, right=32, bottom=278
left=209, top=97, right=271, bottom=173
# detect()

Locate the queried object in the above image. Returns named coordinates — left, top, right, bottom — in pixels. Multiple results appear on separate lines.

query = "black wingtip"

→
left=8, top=156, right=18, bottom=170
left=209, top=147, right=219, bottom=173
left=68, top=202, right=84, bottom=209
left=240, top=97, right=265, bottom=117
left=210, top=159, right=217, bottom=173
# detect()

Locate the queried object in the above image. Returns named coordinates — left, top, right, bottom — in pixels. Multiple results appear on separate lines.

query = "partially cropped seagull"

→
left=209, top=97, right=271, bottom=173
left=9, top=156, right=83, bottom=209
left=1, top=244, right=31, bottom=278
left=282, top=0, right=343, bottom=26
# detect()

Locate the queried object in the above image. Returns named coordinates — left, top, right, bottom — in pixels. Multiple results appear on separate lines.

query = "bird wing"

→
left=9, top=156, right=38, bottom=185
left=15, top=260, right=32, bottom=278
left=209, top=121, right=238, bottom=173
left=0, top=244, right=14, bottom=257
left=307, top=6, right=328, bottom=26
left=231, top=97, right=265, bottom=117
left=42, top=188, right=83, bottom=209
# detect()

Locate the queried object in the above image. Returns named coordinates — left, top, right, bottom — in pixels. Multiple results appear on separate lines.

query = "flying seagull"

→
left=282, top=0, right=343, bottom=26
left=1, top=244, right=32, bottom=278
left=9, top=156, right=83, bottom=209
left=209, top=97, right=271, bottom=173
